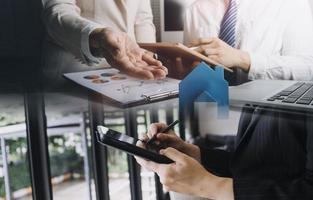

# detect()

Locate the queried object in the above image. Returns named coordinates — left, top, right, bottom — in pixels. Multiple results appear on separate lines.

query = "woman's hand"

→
left=89, top=28, right=168, bottom=80
left=144, top=123, right=201, bottom=161
left=136, top=147, right=234, bottom=200
left=190, top=37, right=251, bottom=72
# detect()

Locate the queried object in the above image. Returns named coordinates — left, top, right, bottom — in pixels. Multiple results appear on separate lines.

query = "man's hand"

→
left=89, top=28, right=168, bottom=80
left=144, top=123, right=201, bottom=161
left=190, top=37, right=251, bottom=72
left=135, top=147, right=234, bottom=200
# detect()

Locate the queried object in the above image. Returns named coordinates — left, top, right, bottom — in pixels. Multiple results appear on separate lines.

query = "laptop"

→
left=229, top=80, right=313, bottom=112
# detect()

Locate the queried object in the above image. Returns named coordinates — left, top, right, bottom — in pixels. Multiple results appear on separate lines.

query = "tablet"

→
left=139, top=42, right=232, bottom=72
left=96, top=126, right=174, bottom=164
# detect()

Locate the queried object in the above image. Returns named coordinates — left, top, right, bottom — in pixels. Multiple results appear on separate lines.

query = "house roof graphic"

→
left=179, top=62, right=229, bottom=119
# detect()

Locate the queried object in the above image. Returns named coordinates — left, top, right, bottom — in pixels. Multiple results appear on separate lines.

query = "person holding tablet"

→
left=136, top=110, right=313, bottom=199
left=135, top=1, right=313, bottom=198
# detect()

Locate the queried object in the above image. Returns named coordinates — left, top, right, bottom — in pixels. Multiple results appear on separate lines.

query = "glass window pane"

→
left=104, top=108, right=131, bottom=200
left=0, top=94, right=33, bottom=200
left=137, top=110, right=157, bottom=200
left=44, top=93, right=94, bottom=200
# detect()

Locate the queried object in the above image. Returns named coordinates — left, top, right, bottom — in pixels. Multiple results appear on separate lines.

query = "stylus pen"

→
left=189, top=46, right=200, bottom=51
left=146, top=120, right=180, bottom=146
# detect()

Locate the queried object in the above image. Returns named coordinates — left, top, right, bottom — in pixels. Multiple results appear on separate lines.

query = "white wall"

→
left=153, top=0, right=313, bottom=43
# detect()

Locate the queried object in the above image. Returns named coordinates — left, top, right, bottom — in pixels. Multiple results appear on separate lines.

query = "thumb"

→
left=160, top=147, right=187, bottom=163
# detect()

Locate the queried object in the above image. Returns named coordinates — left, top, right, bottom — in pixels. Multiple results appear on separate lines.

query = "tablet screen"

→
left=97, top=126, right=173, bottom=164
left=97, top=126, right=159, bottom=152
left=106, top=128, right=138, bottom=145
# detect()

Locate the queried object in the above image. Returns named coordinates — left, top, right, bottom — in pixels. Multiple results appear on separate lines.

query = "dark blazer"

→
left=199, top=106, right=313, bottom=200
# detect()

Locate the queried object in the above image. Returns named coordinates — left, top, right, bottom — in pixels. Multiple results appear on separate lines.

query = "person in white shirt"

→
left=135, top=0, right=313, bottom=199
left=184, top=0, right=313, bottom=81
left=42, top=0, right=167, bottom=81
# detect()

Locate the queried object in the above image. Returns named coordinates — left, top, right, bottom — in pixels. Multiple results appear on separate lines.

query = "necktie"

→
left=219, top=0, right=248, bottom=85
left=219, top=0, right=237, bottom=47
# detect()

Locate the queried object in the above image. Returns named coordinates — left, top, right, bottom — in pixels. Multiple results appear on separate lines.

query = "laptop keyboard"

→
left=267, top=82, right=313, bottom=105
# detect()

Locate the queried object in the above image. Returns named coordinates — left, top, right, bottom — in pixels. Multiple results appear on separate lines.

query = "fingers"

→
left=136, top=140, right=146, bottom=148
left=134, top=64, right=167, bottom=80
left=207, top=55, right=219, bottom=62
left=118, top=57, right=167, bottom=80
left=204, top=48, right=220, bottom=56
left=103, top=30, right=168, bottom=80
left=148, top=123, right=168, bottom=138
left=142, top=53, right=168, bottom=79
left=193, top=46, right=204, bottom=53
left=140, top=134, right=149, bottom=144
left=189, top=37, right=215, bottom=47
left=143, top=50, right=155, bottom=58
left=142, top=53, right=168, bottom=73
left=117, top=60, right=155, bottom=80
left=156, top=133, right=178, bottom=142
left=196, top=42, right=218, bottom=50
left=160, top=147, right=188, bottom=163
left=135, top=156, right=160, bottom=172
left=116, top=61, right=166, bottom=80
left=142, top=53, right=163, bottom=67
left=144, top=68, right=167, bottom=80
left=135, top=139, right=163, bottom=172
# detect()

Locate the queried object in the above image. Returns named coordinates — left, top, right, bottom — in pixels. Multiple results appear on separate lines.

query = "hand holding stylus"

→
left=145, top=120, right=179, bottom=147
left=140, top=122, right=200, bottom=162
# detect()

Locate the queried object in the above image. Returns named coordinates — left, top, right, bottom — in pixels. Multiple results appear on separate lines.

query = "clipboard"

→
left=63, top=68, right=180, bottom=108
left=139, top=42, right=232, bottom=72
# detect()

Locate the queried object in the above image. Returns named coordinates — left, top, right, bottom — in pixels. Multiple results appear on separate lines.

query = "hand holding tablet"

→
left=139, top=42, right=232, bottom=72
left=96, top=126, right=174, bottom=164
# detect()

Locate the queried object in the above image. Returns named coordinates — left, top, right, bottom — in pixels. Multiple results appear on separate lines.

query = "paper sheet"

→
left=64, top=68, right=180, bottom=105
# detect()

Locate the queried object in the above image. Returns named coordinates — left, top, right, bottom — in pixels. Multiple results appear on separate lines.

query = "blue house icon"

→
left=179, top=62, right=229, bottom=119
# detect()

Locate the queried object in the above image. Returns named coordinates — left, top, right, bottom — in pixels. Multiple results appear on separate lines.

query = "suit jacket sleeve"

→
left=42, top=0, right=103, bottom=64
left=233, top=158, right=313, bottom=199
left=200, top=107, right=313, bottom=199
left=199, top=146, right=233, bottom=177
left=233, top=115, right=313, bottom=200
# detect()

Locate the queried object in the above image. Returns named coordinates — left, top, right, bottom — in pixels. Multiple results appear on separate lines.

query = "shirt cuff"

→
left=248, top=53, right=268, bottom=80
left=81, top=22, right=105, bottom=65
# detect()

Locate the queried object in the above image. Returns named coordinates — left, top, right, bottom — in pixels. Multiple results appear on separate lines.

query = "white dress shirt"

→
left=184, top=0, right=313, bottom=81
left=42, top=0, right=156, bottom=65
